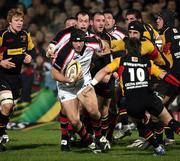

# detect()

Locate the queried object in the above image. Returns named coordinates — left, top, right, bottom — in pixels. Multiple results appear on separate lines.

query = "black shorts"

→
left=0, top=74, right=22, bottom=99
left=94, top=79, right=115, bottom=98
left=126, top=91, right=164, bottom=119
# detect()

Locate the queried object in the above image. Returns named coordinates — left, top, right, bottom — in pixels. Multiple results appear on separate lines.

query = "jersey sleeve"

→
left=0, top=35, right=2, bottom=46
left=86, top=37, right=102, bottom=51
left=106, top=57, right=120, bottom=72
left=0, top=33, right=3, bottom=60
left=110, top=40, right=125, bottom=52
left=27, top=32, right=35, bottom=50
left=144, top=24, right=159, bottom=40
left=150, top=60, right=165, bottom=78
left=141, top=39, right=156, bottom=56
left=152, top=28, right=159, bottom=39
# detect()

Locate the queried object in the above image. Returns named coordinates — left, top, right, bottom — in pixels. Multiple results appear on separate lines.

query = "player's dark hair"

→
left=75, top=11, right=91, bottom=20
left=126, top=9, right=142, bottom=20
left=124, top=37, right=141, bottom=58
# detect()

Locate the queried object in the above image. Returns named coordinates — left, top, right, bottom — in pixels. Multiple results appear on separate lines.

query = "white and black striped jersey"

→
left=50, top=27, right=97, bottom=58
left=53, top=37, right=102, bottom=87
left=107, top=26, right=126, bottom=40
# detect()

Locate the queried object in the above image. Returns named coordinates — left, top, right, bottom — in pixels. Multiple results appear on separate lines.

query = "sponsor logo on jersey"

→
left=131, top=57, right=138, bottom=62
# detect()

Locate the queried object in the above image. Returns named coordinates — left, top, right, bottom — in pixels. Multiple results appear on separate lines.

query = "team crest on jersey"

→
left=173, top=28, right=178, bottom=33
left=131, top=57, right=138, bottom=62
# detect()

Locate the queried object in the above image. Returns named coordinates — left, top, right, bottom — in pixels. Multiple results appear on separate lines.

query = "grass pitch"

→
left=0, top=122, right=180, bottom=161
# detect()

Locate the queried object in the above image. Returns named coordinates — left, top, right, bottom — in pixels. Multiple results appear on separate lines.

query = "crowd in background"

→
left=0, top=0, right=180, bottom=102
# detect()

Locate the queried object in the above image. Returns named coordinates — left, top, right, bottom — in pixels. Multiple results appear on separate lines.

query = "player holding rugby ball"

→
left=51, top=28, right=111, bottom=153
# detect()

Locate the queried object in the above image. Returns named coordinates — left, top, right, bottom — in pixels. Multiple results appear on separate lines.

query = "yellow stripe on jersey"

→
left=27, top=32, right=34, bottom=50
left=0, top=36, right=2, bottom=46
left=143, top=24, right=159, bottom=40
left=110, top=40, right=125, bottom=52
left=0, top=30, right=8, bottom=46
left=141, top=40, right=155, bottom=56
left=7, top=48, right=23, bottom=55
left=107, top=57, right=121, bottom=72
left=144, top=29, right=159, bottom=40
left=111, top=39, right=156, bottom=56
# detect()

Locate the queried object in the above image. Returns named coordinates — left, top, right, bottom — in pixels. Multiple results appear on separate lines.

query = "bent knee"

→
left=69, top=117, right=80, bottom=127
left=89, top=109, right=101, bottom=120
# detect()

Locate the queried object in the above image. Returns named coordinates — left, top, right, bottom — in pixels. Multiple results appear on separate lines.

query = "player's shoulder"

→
left=0, top=28, right=8, bottom=37
left=21, top=28, right=30, bottom=35
left=165, top=27, right=179, bottom=35
left=113, top=25, right=127, bottom=35
left=58, top=41, right=72, bottom=54
left=53, top=26, right=74, bottom=40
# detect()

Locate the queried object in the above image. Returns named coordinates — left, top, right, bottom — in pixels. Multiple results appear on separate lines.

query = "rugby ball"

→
left=64, top=60, right=81, bottom=82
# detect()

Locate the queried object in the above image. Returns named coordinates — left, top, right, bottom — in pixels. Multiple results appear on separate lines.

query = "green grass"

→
left=0, top=122, right=180, bottom=161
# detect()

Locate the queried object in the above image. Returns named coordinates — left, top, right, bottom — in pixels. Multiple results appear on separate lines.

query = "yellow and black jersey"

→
left=110, top=38, right=165, bottom=66
left=106, top=55, right=164, bottom=96
left=0, top=28, right=35, bottom=74
left=160, top=27, right=180, bottom=71
left=143, top=23, right=159, bottom=42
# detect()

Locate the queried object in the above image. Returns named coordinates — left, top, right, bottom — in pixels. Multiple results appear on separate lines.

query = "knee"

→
left=1, top=103, right=14, bottom=115
left=89, top=109, right=101, bottom=120
left=69, top=117, right=81, bottom=127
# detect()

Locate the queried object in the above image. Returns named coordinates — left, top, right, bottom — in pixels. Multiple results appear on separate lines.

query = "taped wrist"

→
left=90, top=78, right=99, bottom=86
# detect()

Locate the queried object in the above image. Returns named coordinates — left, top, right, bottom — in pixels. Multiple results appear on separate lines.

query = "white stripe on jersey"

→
left=54, top=31, right=96, bottom=55
left=86, top=42, right=101, bottom=52
left=61, top=49, right=75, bottom=72
left=111, top=30, right=125, bottom=40
left=55, top=33, right=71, bottom=53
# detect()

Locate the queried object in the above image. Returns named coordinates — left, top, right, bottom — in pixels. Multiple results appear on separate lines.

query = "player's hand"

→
left=74, top=70, right=83, bottom=82
left=0, top=58, right=16, bottom=69
left=23, top=54, right=32, bottom=64
left=113, top=72, right=119, bottom=79
left=82, top=84, right=93, bottom=96
left=68, top=70, right=83, bottom=84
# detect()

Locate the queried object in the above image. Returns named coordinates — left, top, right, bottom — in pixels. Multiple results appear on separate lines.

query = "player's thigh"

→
left=78, top=87, right=99, bottom=113
left=61, top=98, right=80, bottom=123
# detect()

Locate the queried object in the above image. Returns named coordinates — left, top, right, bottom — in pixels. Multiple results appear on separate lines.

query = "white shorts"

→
left=57, top=78, right=91, bottom=102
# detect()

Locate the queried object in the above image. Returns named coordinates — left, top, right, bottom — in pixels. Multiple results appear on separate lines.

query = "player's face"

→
left=9, top=16, right=23, bottom=32
left=92, top=14, right=105, bottom=33
left=128, top=30, right=141, bottom=39
left=72, top=41, right=85, bottom=53
left=65, top=19, right=77, bottom=28
left=76, top=14, right=90, bottom=32
left=126, top=14, right=137, bottom=26
left=156, top=16, right=164, bottom=30
left=104, top=13, right=115, bottom=31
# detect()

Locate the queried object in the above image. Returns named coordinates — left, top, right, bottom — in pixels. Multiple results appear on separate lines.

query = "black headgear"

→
left=158, top=10, right=175, bottom=28
left=70, top=28, right=86, bottom=42
left=128, top=21, right=145, bottom=34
